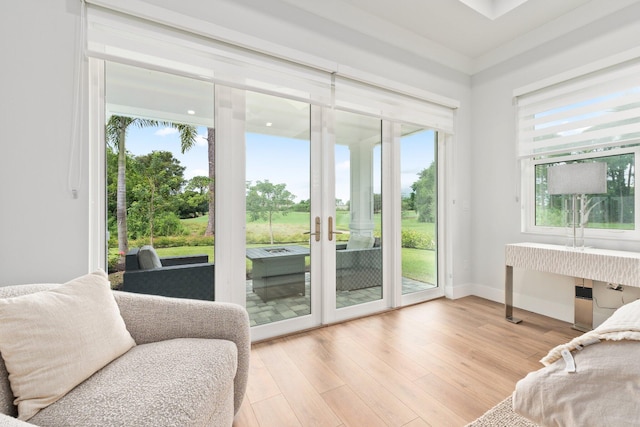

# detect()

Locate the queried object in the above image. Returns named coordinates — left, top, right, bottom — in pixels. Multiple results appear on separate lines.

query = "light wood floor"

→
left=234, top=296, right=582, bottom=427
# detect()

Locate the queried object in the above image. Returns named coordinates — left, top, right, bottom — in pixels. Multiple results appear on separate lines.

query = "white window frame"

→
left=521, top=145, right=640, bottom=241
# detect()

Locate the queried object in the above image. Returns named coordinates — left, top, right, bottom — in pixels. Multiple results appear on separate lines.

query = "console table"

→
left=505, top=243, right=640, bottom=326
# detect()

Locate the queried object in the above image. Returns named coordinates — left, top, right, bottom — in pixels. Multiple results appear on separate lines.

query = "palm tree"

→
left=106, top=116, right=197, bottom=259
left=204, top=127, right=215, bottom=236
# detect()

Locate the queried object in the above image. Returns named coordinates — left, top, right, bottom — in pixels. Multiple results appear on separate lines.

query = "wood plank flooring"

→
left=233, top=296, right=582, bottom=427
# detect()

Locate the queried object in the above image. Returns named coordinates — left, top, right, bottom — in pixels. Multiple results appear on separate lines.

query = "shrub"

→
left=401, top=230, right=435, bottom=250
left=107, top=248, right=123, bottom=273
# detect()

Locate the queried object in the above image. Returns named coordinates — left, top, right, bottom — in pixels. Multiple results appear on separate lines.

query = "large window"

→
left=533, top=149, right=636, bottom=231
left=517, top=59, right=640, bottom=239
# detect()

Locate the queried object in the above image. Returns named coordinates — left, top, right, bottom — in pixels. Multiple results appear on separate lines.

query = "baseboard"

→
left=445, top=282, right=479, bottom=300
left=466, top=283, right=573, bottom=323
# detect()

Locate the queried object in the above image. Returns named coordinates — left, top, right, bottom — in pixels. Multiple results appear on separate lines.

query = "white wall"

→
left=1, top=0, right=473, bottom=290
left=1, top=0, right=89, bottom=284
left=470, top=2, right=640, bottom=322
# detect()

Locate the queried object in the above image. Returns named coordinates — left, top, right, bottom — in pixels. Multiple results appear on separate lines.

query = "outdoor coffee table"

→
left=246, top=245, right=310, bottom=302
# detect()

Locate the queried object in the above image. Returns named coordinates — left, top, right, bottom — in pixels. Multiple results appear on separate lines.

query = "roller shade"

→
left=516, top=59, right=640, bottom=159
left=85, top=1, right=457, bottom=133
left=334, top=76, right=456, bottom=133
left=86, top=4, right=333, bottom=106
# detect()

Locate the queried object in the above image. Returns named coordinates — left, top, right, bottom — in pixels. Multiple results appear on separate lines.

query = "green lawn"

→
left=121, top=210, right=436, bottom=283
left=162, top=211, right=437, bottom=283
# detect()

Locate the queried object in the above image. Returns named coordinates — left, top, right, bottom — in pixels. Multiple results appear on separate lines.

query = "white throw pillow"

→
left=138, top=245, right=162, bottom=270
left=346, top=234, right=375, bottom=250
left=0, top=269, right=136, bottom=420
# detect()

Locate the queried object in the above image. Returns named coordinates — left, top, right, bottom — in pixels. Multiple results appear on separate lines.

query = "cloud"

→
left=154, top=127, right=178, bottom=137
left=336, top=160, right=350, bottom=171
left=185, top=169, right=209, bottom=180
left=196, top=134, right=208, bottom=146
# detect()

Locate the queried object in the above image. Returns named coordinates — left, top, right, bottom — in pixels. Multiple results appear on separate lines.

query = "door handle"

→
left=328, top=216, right=343, bottom=241
left=303, top=216, right=321, bottom=242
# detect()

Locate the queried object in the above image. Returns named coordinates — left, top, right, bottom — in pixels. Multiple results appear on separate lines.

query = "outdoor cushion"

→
left=346, top=234, right=374, bottom=250
left=0, top=270, right=136, bottom=420
left=138, top=245, right=162, bottom=270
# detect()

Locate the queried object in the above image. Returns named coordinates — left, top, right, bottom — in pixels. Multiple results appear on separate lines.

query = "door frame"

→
left=89, top=59, right=450, bottom=342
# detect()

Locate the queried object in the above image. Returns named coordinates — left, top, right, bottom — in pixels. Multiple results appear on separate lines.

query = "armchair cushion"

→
left=29, top=338, right=237, bottom=427
left=0, top=270, right=136, bottom=421
left=137, top=245, right=162, bottom=270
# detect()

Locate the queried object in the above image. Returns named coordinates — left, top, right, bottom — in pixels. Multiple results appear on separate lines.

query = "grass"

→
left=401, top=248, right=436, bottom=283
left=111, top=210, right=437, bottom=283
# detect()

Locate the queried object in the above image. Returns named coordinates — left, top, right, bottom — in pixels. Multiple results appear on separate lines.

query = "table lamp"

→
left=547, top=162, right=607, bottom=249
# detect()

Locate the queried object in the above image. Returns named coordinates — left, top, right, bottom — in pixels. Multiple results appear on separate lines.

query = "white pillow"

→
left=346, top=234, right=375, bottom=250
left=138, top=245, right=162, bottom=270
left=0, top=269, right=136, bottom=420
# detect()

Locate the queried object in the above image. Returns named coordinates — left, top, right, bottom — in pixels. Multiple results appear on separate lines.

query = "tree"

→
left=204, top=127, right=216, bottom=237
left=130, top=151, right=185, bottom=245
left=246, top=180, right=295, bottom=244
left=106, top=116, right=197, bottom=257
left=177, top=176, right=211, bottom=218
left=373, top=193, right=382, bottom=214
left=128, top=151, right=186, bottom=243
left=411, top=162, right=436, bottom=223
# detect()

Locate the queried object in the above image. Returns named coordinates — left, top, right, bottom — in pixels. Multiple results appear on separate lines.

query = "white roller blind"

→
left=516, top=59, right=640, bottom=158
left=334, top=76, right=456, bottom=133
left=86, top=4, right=333, bottom=106
left=85, top=2, right=456, bottom=134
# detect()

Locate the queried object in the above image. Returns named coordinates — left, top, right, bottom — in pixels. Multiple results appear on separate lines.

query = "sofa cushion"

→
left=346, top=234, right=374, bottom=250
left=138, top=245, right=162, bottom=270
left=29, top=338, right=238, bottom=427
left=0, top=270, right=136, bottom=421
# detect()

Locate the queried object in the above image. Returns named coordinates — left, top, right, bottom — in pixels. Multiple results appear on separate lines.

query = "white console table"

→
left=505, top=243, right=640, bottom=325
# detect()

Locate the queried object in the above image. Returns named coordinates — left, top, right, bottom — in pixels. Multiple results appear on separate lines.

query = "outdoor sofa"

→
left=122, top=246, right=215, bottom=300
left=335, top=236, right=382, bottom=291
left=0, top=270, right=249, bottom=426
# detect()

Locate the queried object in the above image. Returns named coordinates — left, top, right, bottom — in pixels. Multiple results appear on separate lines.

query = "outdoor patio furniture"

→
left=122, top=246, right=214, bottom=301
left=335, top=237, right=382, bottom=291
left=246, top=245, right=309, bottom=302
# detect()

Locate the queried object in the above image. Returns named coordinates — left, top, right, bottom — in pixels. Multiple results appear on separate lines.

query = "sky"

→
left=125, top=125, right=435, bottom=203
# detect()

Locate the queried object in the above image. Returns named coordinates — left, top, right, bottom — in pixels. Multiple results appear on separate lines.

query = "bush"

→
left=107, top=248, right=123, bottom=273
left=401, top=230, right=435, bottom=250
left=130, top=235, right=214, bottom=249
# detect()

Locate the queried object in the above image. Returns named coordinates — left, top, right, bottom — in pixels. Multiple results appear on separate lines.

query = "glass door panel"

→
left=105, top=61, right=215, bottom=300
left=245, top=91, right=312, bottom=326
left=334, top=110, right=383, bottom=308
left=400, top=125, right=438, bottom=294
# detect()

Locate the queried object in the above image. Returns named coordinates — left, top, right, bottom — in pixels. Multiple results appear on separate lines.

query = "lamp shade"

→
left=547, top=162, right=607, bottom=195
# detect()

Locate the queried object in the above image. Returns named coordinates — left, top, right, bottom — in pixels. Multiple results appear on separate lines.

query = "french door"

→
left=89, top=3, right=450, bottom=344
left=96, top=60, right=442, bottom=342
left=243, top=91, right=442, bottom=340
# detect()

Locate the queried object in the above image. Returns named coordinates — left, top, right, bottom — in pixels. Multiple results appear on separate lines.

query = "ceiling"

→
left=278, top=0, right=639, bottom=74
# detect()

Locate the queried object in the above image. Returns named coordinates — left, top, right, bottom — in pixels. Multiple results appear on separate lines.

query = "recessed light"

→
left=266, top=122, right=273, bottom=127
left=187, top=110, right=195, bottom=115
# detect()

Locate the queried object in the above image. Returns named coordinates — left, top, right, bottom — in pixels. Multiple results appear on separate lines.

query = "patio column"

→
left=348, top=141, right=377, bottom=238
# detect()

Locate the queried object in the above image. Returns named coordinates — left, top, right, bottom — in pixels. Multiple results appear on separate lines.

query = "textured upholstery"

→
left=335, top=244, right=382, bottom=291
left=123, top=248, right=215, bottom=301
left=0, top=271, right=135, bottom=421
left=30, top=339, right=236, bottom=427
left=0, top=284, right=250, bottom=427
